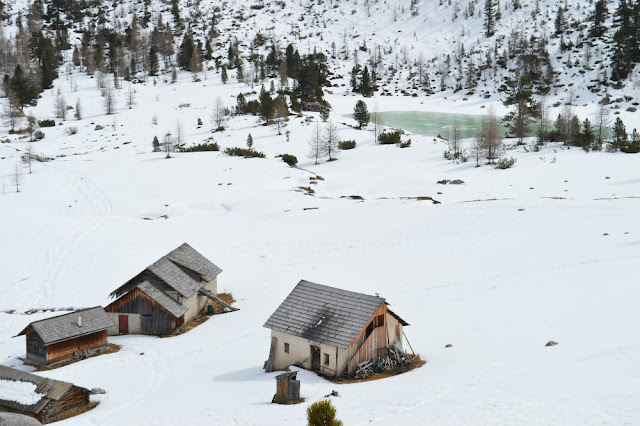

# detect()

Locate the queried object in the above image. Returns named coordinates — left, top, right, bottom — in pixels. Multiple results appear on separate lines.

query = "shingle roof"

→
left=17, top=307, right=113, bottom=345
left=0, top=366, right=76, bottom=414
left=166, top=243, right=223, bottom=282
left=137, top=281, right=188, bottom=318
left=147, top=256, right=201, bottom=298
left=263, top=280, right=386, bottom=349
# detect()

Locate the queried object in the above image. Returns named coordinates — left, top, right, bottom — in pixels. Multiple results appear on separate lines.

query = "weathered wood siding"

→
left=37, top=385, right=90, bottom=424
left=46, top=330, right=108, bottom=364
left=106, top=288, right=178, bottom=335
left=25, top=332, right=47, bottom=364
left=347, top=304, right=388, bottom=376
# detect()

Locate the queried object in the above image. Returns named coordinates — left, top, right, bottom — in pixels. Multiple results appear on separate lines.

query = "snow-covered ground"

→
left=0, top=62, right=639, bottom=425
left=0, top=379, right=43, bottom=405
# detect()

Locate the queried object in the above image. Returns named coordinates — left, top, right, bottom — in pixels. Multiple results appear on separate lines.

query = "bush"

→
left=399, top=139, right=411, bottom=148
left=493, top=157, right=517, bottom=169
left=306, top=400, right=342, bottom=426
left=224, top=147, right=265, bottom=158
left=338, top=140, right=356, bottom=150
left=64, top=127, right=78, bottom=135
left=277, top=153, right=298, bottom=167
left=38, top=119, right=55, bottom=127
left=34, top=130, right=45, bottom=140
left=179, top=142, right=220, bottom=152
left=378, top=130, right=401, bottom=145
left=444, top=150, right=468, bottom=162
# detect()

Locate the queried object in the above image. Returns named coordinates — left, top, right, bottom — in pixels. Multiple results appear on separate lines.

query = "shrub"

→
left=444, top=150, right=468, bottom=162
left=38, top=119, right=55, bottom=127
left=338, top=140, right=356, bottom=150
left=64, top=127, right=78, bottom=135
left=277, top=153, right=298, bottom=167
left=224, top=147, right=265, bottom=158
left=179, top=142, right=220, bottom=152
left=399, top=139, right=411, bottom=148
left=307, top=400, right=342, bottom=426
left=34, top=130, right=45, bottom=140
left=378, top=130, right=401, bottom=145
left=493, top=157, right=517, bottom=169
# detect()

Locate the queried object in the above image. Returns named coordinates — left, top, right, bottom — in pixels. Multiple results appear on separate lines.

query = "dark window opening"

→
left=375, top=314, right=385, bottom=328
left=365, top=321, right=374, bottom=339
left=284, top=343, right=290, bottom=353
left=323, top=353, right=330, bottom=365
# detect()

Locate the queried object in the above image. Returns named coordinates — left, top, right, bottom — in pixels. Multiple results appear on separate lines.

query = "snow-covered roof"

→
left=0, top=366, right=75, bottom=414
left=16, top=307, right=113, bottom=344
left=263, top=280, right=387, bottom=349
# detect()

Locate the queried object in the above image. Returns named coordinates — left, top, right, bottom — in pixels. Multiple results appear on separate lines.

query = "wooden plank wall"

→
left=47, top=330, right=108, bottom=363
left=106, top=288, right=178, bottom=335
left=347, top=304, right=388, bottom=376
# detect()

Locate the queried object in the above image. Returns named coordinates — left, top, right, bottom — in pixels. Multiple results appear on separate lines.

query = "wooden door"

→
left=311, top=346, right=321, bottom=371
left=118, top=315, right=129, bottom=334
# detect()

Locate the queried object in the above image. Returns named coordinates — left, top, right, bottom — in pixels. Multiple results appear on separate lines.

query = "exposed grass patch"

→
left=168, top=293, right=236, bottom=336
left=401, top=196, right=441, bottom=204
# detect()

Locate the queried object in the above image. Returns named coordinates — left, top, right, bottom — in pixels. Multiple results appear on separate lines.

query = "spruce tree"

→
left=611, top=117, right=627, bottom=150
left=360, top=66, right=372, bottom=97
left=246, top=133, right=253, bottom=149
left=484, top=0, right=495, bottom=38
left=221, top=66, right=228, bottom=84
left=153, top=136, right=161, bottom=152
left=353, top=100, right=370, bottom=129
left=149, top=46, right=159, bottom=76
left=591, top=0, right=608, bottom=38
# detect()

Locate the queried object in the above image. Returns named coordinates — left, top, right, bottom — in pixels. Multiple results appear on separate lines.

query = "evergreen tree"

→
left=360, top=66, right=373, bottom=97
left=555, top=6, right=566, bottom=35
left=246, top=133, right=253, bottom=149
left=177, top=32, right=195, bottom=70
left=591, top=0, right=608, bottom=38
left=9, top=65, right=38, bottom=106
left=171, top=0, right=182, bottom=26
left=484, top=0, right=495, bottom=38
left=221, top=66, right=228, bottom=84
left=236, top=93, right=247, bottom=114
left=580, top=118, right=595, bottom=151
left=353, top=100, right=370, bottom=129
left=153, top=136, right=161, bottom=152
left=611, top=117, right=628, bottom=150
left=259, top=86, right=274, bottom=122
left=148, top=46, right=159, bottom=76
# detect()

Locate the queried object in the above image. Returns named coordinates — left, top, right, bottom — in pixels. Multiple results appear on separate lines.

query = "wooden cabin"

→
left=0, top=366, right=91, bottom=424
left=263, top=280, right=409, bottom=378
left=105, top=243, right=234, bottom=336
left=16, top=307, right=112, bottom=366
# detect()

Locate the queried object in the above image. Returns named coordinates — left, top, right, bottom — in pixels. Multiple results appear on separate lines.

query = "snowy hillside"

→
left=1, top=0, right=639, bottom=424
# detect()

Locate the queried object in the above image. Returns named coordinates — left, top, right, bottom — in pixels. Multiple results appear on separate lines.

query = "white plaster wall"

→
left=386, top=314, right=404, bottom=347
left=271, top=330, right=347, bottom=377
left=107, top=313, right=141, bottom=335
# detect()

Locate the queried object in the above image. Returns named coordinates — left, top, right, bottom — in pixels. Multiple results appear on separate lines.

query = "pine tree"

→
left=580, top=118, right=595, bottom=151
left=149, top=46, right=159, bottom=76
left=221, top=66, right=228, bottom=84
left=259, top=86, right=274, bottom=122
left=555, top=6, right=566, bottom=35
left=153, top=136, right=161, bottom=152
left=611, top=117, right=627, bottom=150
left=360, top=66, right=372, bottom=97
left=484, top=0, right=495, bottom=38
left=591, top=0, right=608, bottom=38
left=353, top=100, right=370, bottom=129
left=246, top=133, right=253, bottom=149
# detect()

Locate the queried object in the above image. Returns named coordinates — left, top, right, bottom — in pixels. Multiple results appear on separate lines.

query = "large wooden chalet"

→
left=105, top=243, right=231, bottom=336
left=16, top=307, right=112, bottom=366
left=0, top=366, right=91, bottom=424
left=263, top=280, right=409, bottom=378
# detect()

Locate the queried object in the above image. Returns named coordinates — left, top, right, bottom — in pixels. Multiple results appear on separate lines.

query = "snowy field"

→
left=0, top=65, right=639, bottom=425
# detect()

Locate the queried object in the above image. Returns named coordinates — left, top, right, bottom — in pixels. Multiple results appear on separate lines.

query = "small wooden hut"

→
left=0, top=366, right=91, bottom=424
left=263, top=280, right=409, bottom=378
left=16, top=307, right=113, bottom=366
left=273, top=371, right=300, bottom=404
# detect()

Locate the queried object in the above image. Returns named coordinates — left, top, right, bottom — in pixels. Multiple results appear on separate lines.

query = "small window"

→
left=323, top=353, right=330, bottom=365
left=284, top=343, right=290, bottom=353
left=376, top=315, right=385, bottom=327
left=197, top=273, right=202, bottom=282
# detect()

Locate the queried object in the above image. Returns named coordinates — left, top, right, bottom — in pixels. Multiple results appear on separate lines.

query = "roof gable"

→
left=17, top=307, right=112, bottom=345
left=147, top=257, right=201, bottom=297
left=137, top=281, right=188, bottom=318
left=263, top=280, right=386, bottom=349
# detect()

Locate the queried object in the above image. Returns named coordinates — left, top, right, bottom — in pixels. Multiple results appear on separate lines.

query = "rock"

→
left=605, top=176, right=610, bottom=179
left=95, top=125, right=104, bottom=130
left=603, top=233, right=609, bottom=236
left=91, top=387, right=106, bottom=394
left=437, top=179, right=450, bottom=185
left=626, top=107, right=637, bottom=112
left=451, top=179, right=465, bottom=185
left=315, top=175, right=325, bottom=181
left=518, top=208, right=525, bottom=211
left=437, top=192, right=443, bottom=195
left=445, top=343, right=453, bottom=348
left=545, top=340, right=558, bottom=347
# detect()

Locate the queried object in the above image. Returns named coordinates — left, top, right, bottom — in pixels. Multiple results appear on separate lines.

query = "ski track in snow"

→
left=27, top=164, right=112, bottom=309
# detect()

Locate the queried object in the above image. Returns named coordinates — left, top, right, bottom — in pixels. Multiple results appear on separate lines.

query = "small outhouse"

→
left=273, top=371, right=300, bottom=404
